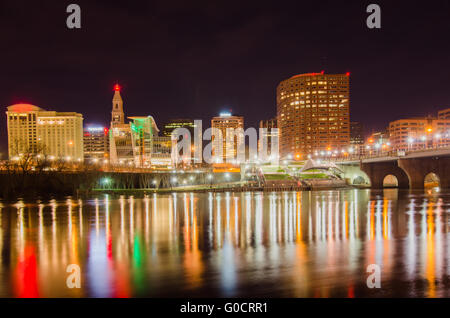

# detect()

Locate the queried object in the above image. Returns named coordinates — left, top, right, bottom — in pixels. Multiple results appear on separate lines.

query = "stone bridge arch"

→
left=338, top=163, right=371, bottom=186
left=398, top=157, right=450, bottom=189
left=360, top=161, right=410, bottom=189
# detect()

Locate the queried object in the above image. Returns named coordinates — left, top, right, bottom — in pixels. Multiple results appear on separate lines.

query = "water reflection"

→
left=0, top=189, right=449, bottom=297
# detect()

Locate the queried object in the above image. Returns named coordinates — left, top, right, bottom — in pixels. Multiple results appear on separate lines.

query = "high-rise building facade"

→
left=162, top=119, right=195, bottom=138
left=6, top=103, right=83, bottom=161
left=151, top=136, right=172, bottom=168
left=438, top=108, right=450, bottom=119
left=350, top=122, right=364, bottom=145
left=211, top=112, right=244, bottom=162
left=277, top=72, right=350, bottom=158
left=388, top=115, right=450, bottom=151
left=162, top=118, right=199, bottom=164
left=259, top=118, right=279, bottom=161
left=83, top=126, right=110, bottom=161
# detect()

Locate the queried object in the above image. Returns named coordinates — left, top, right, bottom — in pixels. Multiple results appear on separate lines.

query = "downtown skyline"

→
left=1, top=1, right=450, bottom=152
left=2, top=1, right=450, bottom=305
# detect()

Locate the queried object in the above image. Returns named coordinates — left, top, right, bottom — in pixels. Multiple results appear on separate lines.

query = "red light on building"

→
left=114, top=84, right=121, bottom=92
left=346, top=72, right=351, bottom=76
left=9, top=103, right=36, bottom=113
left=104, top=127, right=109, bottom=135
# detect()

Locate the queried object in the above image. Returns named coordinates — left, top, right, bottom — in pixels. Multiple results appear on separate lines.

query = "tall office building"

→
left=6, top=103, right=83, bottom=161
left=259, top=118, right=279, bottom=161
left=83, top=125, right=110, bottom=161
left=211, top=112, right=244, bottom=162
left=350, top=122, right=364, bottom=145
left=161, top=119, right=195, bottom=138
left=161, top=118, right=202, bottom=164
left=151, top=136, right=172, bottom=168
left=277, top=72, right=350, bottom=158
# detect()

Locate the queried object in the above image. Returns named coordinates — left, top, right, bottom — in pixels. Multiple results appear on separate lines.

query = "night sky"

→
left=1, top=0, right=450, bottom=155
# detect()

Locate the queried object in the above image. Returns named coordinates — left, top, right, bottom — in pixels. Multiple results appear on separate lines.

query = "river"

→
left=0, top=188, right=449, bottom=297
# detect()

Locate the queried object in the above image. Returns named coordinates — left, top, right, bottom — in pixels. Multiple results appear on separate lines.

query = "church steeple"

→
left=111, top=83, right=124, bottom=126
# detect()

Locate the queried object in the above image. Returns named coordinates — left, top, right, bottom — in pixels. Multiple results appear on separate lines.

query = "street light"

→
left=101, top=177, right=111, bottom=188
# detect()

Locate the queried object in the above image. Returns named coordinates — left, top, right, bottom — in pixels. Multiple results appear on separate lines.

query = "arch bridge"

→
left=337, top=148, right=450, bottom=189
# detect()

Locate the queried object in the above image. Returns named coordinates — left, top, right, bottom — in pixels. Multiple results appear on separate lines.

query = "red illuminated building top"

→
left=114, top=84, right=121, bottom=92
left=7, top=103, right=43, bottom=113
left=289, top=71, right=350, bottom=79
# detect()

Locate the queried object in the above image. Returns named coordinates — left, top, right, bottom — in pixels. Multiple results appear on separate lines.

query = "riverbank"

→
left=83, top=180, right=355, bottom=197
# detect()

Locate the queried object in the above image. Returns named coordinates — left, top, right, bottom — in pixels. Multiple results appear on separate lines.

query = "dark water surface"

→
left=0, top=189, right=449, bottom=298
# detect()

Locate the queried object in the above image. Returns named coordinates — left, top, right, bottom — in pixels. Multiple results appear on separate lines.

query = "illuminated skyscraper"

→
left=83, top=125, right=110, bottom=161
left=277, top=72, right=350, bottom=158
left=211, top=112, right=244, bottom=162
left=6, top=104, right=83, bottom=161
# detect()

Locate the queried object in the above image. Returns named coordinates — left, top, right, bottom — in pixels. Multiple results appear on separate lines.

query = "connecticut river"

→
left=0, top=189, right=449, bottom=298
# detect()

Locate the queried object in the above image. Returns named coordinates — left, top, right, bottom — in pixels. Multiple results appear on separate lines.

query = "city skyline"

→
left=2, top=1, right=450, bottom=154
left=2, top=1, right=450, bottom=304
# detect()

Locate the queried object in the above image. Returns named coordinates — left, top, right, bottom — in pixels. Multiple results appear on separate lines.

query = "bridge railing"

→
left=326, top=145, right=450, bottom=163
